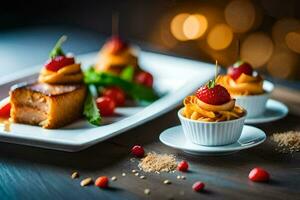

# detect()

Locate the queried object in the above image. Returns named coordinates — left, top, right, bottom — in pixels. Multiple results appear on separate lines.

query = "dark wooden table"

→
left=0, top=83, right=299, bottom=200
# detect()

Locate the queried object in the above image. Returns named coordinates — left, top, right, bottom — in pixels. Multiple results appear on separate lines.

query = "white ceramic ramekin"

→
left=178, top=108, right=246, bottom=146
left=234, top=81, right=274, bottom=118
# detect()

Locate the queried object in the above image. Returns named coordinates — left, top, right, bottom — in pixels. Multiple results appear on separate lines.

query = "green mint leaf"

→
left=83, top=85, right=101, bottom=126
left=207, top=80, right=215, bottom=89
left=49, top=35, right=67, bottom=59
left=120, top=65, right=134, bottom=81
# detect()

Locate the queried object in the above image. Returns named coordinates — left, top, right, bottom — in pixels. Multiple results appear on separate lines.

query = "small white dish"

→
left=235, top=80, right=274, bottom=118
left=245, top=99, right=288, bottom=124
left=159, top=125, right=266, bottom=156
left=178, top=108, right=246, bottom=146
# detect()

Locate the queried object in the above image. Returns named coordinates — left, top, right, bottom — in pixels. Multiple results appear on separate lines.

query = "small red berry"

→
left=192, top=181, right=205, bottom=192
left=177, top=160, right=189, bottom=172
left=96, top=96, right=116, bottom=116
left=131, top=145, right=145, bottom=157
left=95, top=176, right=109, bottom=188
left=0, top=102, right=11, bottom=118
left=248, top=167, right=270, bottom=182
left=196, top=84, right=231, bottom=105
left=135, top=71, right=154, bottom=87
left=45, top=56, right=75, bottom=72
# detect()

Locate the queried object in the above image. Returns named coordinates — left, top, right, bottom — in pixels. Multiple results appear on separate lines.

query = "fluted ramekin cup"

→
left=178, top=108, right=246, bottom=146
left=234, top=81, right=274, bottom=118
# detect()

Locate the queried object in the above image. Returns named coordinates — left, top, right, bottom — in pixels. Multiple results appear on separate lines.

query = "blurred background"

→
left=0, top=0, right=300, bottom=87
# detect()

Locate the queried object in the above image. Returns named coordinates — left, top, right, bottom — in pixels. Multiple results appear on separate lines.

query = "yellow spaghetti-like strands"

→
left=183, top=96, right=245, bottom=122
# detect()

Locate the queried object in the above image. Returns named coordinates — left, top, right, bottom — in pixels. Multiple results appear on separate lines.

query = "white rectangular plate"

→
left=0, top=51, right=214, bottom=152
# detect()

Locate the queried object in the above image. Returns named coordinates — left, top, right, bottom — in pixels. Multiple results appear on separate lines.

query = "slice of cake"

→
left=10, top=82, right=86, bottom=129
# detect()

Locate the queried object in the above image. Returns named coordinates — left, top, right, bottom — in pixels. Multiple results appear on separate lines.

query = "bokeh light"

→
left=241, top=32, right=274, bottom=68
left=183, top=14, right=208, bottom=40
left=207, top=24, right=233, bottom=50
left=170, top=13, right=190, bottom=41
left=272, top=18, right=300, bottom=48
left=267, top=48, right=299, bottom=79
left=225, top=0, right=256, bottom=33
left=285, top=30, right=300, bottom=54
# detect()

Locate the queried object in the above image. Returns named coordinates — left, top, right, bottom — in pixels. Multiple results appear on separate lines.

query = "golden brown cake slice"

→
left=10, top=82, right=86, bottom=129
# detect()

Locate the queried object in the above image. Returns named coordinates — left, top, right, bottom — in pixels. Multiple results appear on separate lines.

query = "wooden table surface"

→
left=0, top=79, right=299, bottom=200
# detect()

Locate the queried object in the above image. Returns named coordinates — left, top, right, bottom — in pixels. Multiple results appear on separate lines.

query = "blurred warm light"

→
left=224, top=0, right=256, bottom=33
left=207, top=24, right=233, bottom=50
left=183, top=14, right=208, bottom=40
left=241, top=32, right=274, bottom=68
left=267, top=48, right=299, bottom=79
left=272, top=18, right=300, bottom=48
left=285, top=30, right=300, bottom=54
left=170, top=13, right=190, bottom=41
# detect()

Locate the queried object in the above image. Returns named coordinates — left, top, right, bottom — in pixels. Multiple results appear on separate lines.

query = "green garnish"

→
left=49, top=35, right=67, bottom=59
left=120, top=65, right=134, bottom=81
left=84, top=67, right=159, bottom=103
left=207, top=80, right=215, bottom=89
left=83, top=85, right=101, bottom=126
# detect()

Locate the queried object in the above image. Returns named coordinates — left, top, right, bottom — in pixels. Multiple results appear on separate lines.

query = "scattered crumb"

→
left=132, top=169, right=137, bottom=173
left=177, top=175, right=181, bottom=179
left=80, top=177, right=93, bottom=187
left=122, top=173, right=126, bottom=177
left=163, top=179, right=171, bottom=185
left=111, top=176, right=117, bottom=181
left=181, top=176, right=186, bottom=180
left=138, top=152, right=177, bottom=173
left=144, top=188, right=151, bottom=195
left=271, top=131, right=300, bottom=153
left=140, top=175, right=146, bottom=179
left=134, top=172, right=139, bottom=176
left=71, top=171, right=79, bottom=179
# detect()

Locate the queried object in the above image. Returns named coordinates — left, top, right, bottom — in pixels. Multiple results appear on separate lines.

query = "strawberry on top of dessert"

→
left=38, top=36, right=83, bottom=84
left=183, top=80, right=245, bottom=122
left=216, top=61, right=264, bottom=96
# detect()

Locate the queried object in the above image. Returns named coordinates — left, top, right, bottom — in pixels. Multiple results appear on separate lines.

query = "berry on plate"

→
left=96, top=96, right=116, bottom=116
left=135, top=71, right=153, bottom=87
left=0, top=102, right=11, bottom=118
left=196, top=80, right=231, bottom=105
left=102, top=87, right=126, bottom=107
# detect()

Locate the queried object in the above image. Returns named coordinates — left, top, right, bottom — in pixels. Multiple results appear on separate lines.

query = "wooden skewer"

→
left=112, top=12, right=119, bottom=36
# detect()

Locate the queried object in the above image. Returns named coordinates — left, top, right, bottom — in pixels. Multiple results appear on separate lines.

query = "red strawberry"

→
left=248, top=167, right=270, bottom=182
left=196, top=81, right=231, bottom=105
left=228, top=61, right=253, bottom=80
left=105, top=36, right=128, bottom=54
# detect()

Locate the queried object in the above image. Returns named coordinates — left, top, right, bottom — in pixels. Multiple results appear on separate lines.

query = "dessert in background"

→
left=95, top=36, right=139, bottom=75
left=9, top=36, right=86, bottom=129
left=217, top=60, right=273, bottom=118
left=217, top=61, right=264, bottom=96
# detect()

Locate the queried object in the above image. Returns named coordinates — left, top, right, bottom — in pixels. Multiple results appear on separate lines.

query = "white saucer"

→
left=159, top=125, right=266, bottom=156
left=245, top=99, right=288, bottom=124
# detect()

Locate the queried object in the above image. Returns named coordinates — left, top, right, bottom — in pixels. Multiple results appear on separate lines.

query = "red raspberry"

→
left=131, top=145, right=145, bottom=157
left=248, top=167, right=270, bottom=182
left=95, top=176, right=109, bottom=188
left=177, top=160, right=189, bottom=172
left=192, top=181, right=205, bottom=192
